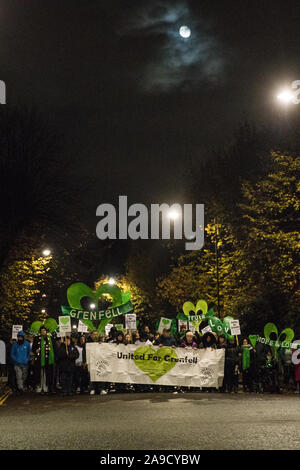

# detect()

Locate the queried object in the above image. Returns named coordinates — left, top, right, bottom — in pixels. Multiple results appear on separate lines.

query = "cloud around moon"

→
left=117, top=1, right=225, bottom=93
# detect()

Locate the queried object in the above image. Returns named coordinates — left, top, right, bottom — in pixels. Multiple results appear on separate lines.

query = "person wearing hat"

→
left=10, top=331, right=30, bottom=395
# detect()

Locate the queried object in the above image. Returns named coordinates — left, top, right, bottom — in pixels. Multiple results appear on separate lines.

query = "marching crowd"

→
left=4, top=323, right=300, bottom=397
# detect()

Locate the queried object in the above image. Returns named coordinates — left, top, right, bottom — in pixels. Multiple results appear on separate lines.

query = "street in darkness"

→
left=0, top=392, right=299, bottom=450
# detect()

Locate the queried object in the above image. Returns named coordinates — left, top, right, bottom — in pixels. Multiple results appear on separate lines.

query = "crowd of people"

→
left=4, top=323, right=300, bottom=397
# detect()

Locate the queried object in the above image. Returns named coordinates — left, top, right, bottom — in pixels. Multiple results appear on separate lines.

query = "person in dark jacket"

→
left=224, top=338, right=241, bottom=393
left=113, top=331, right=130, bottom=393
left=57, top=336, right=79, bottom=396
left=202, top=332, right=217, bottom=349
left=154, top=329, right=176, bottom=347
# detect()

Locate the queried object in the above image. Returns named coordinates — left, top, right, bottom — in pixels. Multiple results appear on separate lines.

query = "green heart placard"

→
left=249, top=335, right=258, bottom=347
left=66, top=282, right=131, bottom=334
left=133, top=346, right=178, bottom=382
left=60, top=317, right=70, bottom=325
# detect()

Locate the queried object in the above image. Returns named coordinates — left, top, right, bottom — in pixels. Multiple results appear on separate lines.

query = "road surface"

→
left=0, top=392, right=299, bottom=450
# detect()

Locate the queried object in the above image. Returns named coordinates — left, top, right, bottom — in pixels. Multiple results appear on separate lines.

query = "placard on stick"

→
left=12, top=325, right=23, bottom=339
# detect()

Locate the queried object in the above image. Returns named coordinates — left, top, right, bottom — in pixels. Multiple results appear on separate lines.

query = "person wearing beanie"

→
left=10, top=331, right=30, bottom=395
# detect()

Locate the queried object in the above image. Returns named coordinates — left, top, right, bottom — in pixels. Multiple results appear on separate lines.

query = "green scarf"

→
left=41, top=334, right=54, bottom=367
left=242, top=346, right=250, bottom=370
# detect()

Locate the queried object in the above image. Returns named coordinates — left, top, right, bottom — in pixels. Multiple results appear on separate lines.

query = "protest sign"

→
left=78, top=320, right=89, bottom=333
left=230, top=320, right=241, bottom=336
left=58, top=316, right=71, bottom=335
left=158, top=317, right=172, bottom=333
left=105, top=323, right=114, bottom=336
left=201, top=325, right=212, bottom=335
left=125, top=313, right=137, bottom=330
left=86, top=343, right=225, bottom=388
left=178, top=320, right=188, bottom=332
left=12, top=325, right=23, bottom=339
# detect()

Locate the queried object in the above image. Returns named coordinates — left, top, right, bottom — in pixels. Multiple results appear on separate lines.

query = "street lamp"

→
left=90, top=303, right=96, bottom=309
left=108, top=278, right=115, bottom=285
left=42, top=249, right=51, bottom=257
left=277, top=89, right=294, bottom=104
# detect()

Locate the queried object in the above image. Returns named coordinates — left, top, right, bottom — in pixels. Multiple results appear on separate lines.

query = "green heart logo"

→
left=182, top=300, right=212, bottom=331
left=264, top=323, right=294, bottom=347
left=133, top=346, right=178, bottom=382
left=60, top=317, right=70, bottom=325
left=162, top=318, right=171, bottom=325
left=249, top=335, right=258, bottom=347
left=67, top=282, right=131, bottom=334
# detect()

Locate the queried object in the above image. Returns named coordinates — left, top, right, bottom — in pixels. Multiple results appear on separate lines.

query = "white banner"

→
left=86, top=343, right=225, bottom=388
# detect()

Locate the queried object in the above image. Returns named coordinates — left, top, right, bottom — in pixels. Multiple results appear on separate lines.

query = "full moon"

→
left=179, top=25, right=191, bottom=38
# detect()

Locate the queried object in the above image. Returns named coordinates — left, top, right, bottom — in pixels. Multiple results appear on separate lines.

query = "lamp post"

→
left=214, top=218, right=220, bottom=318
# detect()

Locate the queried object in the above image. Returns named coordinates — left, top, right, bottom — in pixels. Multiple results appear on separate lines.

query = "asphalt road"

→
left=0, top=392, right=299, bottom=450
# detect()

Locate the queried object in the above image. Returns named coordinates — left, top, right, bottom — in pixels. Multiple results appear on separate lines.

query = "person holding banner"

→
left=154, top=328, right=176, bottom=348
left=180, top=331, right=197, bottom=349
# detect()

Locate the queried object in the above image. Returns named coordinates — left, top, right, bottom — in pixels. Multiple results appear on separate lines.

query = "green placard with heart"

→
left=133, top=346, right=178, bottom=382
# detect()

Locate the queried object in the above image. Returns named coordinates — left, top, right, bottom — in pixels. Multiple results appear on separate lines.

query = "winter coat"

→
left=57, top=343, right=79, bottom=372
left=154, top=335, right=176, bottom=347
left=10, top=333, right=30, bottom=366
left=225, top=343, right=241, bottom=366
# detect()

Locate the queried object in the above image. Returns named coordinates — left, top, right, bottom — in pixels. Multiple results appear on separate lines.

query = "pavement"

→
left=0, top=391, right=299, bottom=450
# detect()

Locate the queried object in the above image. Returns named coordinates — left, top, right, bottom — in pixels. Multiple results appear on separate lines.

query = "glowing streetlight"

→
left=108, top=278, right=115, bottom=285
left=90, top=303, right=96, bottom=309
left=41, top=309, right=46, bottom=313
left=277, top=89, right=294, bottom=104
left=42, top=249, right=51, bottom=257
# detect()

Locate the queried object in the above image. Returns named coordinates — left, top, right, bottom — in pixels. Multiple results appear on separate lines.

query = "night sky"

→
left=2, top=0, right=300, bottom=213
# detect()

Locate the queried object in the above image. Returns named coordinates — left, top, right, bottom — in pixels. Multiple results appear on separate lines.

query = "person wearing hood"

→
left=10, top=331, right=30, bottom=394
left=202, top=332, right=217, bottom=349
